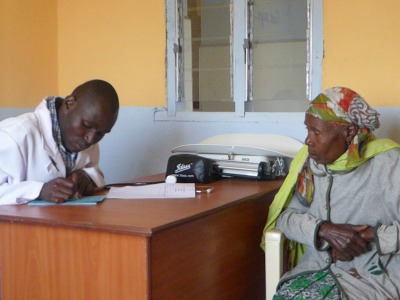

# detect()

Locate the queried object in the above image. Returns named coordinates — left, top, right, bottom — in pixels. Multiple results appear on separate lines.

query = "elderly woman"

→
left=262, top=87, right=400, bottom=299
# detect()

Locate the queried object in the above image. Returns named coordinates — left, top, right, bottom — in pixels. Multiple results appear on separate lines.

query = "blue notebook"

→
left=28, top=196, right=105, bottom=206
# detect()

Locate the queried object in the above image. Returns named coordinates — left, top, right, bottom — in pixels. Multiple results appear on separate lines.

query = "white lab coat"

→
left=0, top=98, right=105, bottom=205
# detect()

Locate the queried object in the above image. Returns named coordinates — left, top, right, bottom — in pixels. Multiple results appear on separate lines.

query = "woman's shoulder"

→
left=369, top=140, right=400, bottom=165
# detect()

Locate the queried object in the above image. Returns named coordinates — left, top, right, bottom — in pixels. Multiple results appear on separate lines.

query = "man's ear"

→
left=63, top=95, right=77, bottom=110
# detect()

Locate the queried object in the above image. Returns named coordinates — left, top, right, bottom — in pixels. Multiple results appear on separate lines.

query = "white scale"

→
left=171, top=134, right=304, bottom=179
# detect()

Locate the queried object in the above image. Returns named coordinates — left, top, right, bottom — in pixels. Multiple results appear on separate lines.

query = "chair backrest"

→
left=264, top=229, right=286, bottom=300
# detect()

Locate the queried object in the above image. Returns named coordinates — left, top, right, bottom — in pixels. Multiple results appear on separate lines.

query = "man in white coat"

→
left=0, top=79, right=119, bottom=205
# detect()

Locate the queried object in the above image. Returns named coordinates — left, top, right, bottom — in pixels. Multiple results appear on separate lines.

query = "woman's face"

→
left=304, top=114, right=350, bottom=165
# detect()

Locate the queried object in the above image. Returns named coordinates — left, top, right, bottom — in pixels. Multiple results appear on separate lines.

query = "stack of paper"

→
left=106, top=183, right=195, bottom=199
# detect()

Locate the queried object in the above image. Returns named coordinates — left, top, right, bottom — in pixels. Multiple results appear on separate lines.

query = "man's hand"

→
left=67, top=170, right=96, bottom=197
left=39, top=177, right=75, bottom=203
left=318, top=222, right=369, bottom=262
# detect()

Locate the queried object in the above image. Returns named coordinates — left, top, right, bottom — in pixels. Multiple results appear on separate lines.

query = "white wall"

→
left=1, top=106, right=399, bottom=184
left=99, top=106, right=400, bottom=183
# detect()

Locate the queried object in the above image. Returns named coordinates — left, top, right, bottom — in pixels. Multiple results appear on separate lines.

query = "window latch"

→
left=173, top=43, right=181, bottom=54
left=243, top=38, right=250, bottom=63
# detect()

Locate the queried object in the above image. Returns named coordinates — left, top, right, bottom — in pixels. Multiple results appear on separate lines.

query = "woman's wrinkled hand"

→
left=319, top=222, right=370, bottom=262
left=356, top=226, right=375, bottom=242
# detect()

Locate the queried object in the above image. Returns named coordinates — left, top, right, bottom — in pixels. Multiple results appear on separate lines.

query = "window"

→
left=166, top=0, right=323, bottom=116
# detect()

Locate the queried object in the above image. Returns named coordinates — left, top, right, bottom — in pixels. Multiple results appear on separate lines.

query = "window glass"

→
left=251, top=0, right=309, bottom=112
left=181, top=0, right=233, bottom=112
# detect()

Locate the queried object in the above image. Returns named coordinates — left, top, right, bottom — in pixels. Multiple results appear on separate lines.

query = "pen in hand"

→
left=71, top=181, right=80, bottom=200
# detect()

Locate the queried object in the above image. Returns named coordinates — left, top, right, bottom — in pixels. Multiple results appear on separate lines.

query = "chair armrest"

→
left=265, top=229, right=286, bottom=300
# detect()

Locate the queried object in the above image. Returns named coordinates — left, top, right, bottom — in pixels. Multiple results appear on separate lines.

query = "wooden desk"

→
left=0, top=176, right=283, bottom=300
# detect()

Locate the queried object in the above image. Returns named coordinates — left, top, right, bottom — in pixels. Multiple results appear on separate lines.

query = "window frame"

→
left=164, top=0, right=323, bottom=117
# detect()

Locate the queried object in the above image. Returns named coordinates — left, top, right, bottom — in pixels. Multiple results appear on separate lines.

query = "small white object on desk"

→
left=195, top=186, right=214, bottom=194
left=165, top=175, right=177, bottom=184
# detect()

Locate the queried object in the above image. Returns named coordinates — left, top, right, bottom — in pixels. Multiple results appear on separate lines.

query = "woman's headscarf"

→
left=307, top=87, right=380, bottom=129
left=261, top=87, right=399, bottom=268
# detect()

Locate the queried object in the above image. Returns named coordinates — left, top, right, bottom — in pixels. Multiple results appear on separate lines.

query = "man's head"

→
left=58, top=79, right=119, bottom=153
left=304, top=87, right=380, bottom=165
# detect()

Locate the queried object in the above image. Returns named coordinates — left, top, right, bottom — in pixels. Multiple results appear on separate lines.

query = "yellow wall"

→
left=0, top=0, right=58, bottom=107
left=323, top=0, right=400, bottom=106
left=0, top=0, right=165, bottom=108
left=1, top=1, right=399, bottom=108
left=57, top=0, right=165, bottom=106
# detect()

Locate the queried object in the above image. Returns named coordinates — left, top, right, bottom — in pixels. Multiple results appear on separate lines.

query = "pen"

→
left=49, top=156, right=60, bottom=172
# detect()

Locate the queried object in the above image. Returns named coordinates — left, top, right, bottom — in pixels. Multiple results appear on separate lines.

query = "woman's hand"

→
left=318, top=222, right=370, bottom=261
left=357, top=226, right=375, bottom=242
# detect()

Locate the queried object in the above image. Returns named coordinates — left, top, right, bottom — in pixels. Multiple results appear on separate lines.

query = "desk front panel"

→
left=0, top=223, right=149, bottom=300
left=150, top=186, right=277, bottom=300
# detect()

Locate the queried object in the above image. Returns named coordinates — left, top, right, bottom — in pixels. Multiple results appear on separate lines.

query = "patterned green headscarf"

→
left=307, top=87, right=380, bottom=129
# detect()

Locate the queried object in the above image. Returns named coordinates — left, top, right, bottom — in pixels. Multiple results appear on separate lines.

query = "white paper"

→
left=106, top=183, right=195, bottom=199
